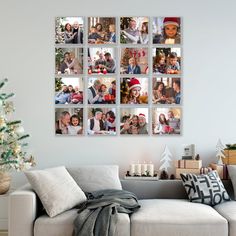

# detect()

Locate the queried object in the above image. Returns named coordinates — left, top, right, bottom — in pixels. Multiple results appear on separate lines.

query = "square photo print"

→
left=55, top=77, right=83, bottom=105
left=55, top=48, right=83, bottom=75
left=88, top=17, right=116, bottom=44
left=55, top=17, right=84, bottom=44
left=87, top=108, right=116, bottom=136
left=120, top=108, right=149, bottom=135
left=153, top=47, right=181, bottom=75
left=152, top=77, right=181, bottom=105
left=120, top=17, right=149, bottom=44
left=120, top=77, right=148, bottom=104
left=88, top=47, right=116, bottom=74
left=120, top=48, right=148, bottom=75
left=153, top=17, right=181, bottom=44
left=55, top=108, right=83, bottom=136
left=88, top=77, right=116, bottom=104
left=152, top=107, right=181, bottom=135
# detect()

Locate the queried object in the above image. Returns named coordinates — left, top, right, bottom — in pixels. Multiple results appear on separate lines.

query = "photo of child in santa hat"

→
left=153, top=17, right=181, bottom=44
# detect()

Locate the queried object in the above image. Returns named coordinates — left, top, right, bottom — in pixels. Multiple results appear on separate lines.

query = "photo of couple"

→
left=153, top=77, right=181, bottom=104
left=120, top=17, right=149, bottom=44
left=55, top=108, right=83, bottom=135
left=120, top=48, right=148, bottom=74
left=88, top=17, right=116, bottom=44
left=55, top=77, right=83, bottom=105
left=153, top=48, right=181, bottom=75
left=55, top=17, right=84, bottom=44
left=87, top=108, right=116, bottom=136
left=120, top=108, right=149, bottom=135
left=152, top=108, right=181, bottom=135
left=88, top=48, right=116, bottom=74
left=55, top=48, right=83, bottom=75
left=88, top=78, right=116, bottom=104
left=120, top=77, right=148, bottom=104
left=153, top=17, right=181, bottom=44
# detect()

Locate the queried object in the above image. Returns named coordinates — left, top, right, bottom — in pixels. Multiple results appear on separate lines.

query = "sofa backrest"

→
left=121, top=179, right=234, bottom=200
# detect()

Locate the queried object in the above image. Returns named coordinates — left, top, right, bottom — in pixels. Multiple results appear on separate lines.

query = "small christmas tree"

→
left=216, top=139, right=225, bottom=165
left=159, top=145, right=173, bottom=175
left=0, top=79, right=35, bottom=172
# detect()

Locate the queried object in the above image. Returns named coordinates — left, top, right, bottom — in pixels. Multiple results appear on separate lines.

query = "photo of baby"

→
left=88, top=17, right=116, bottom=44
left=153, top=78, right=181, bottom=105
left=120, top=77, right=148, bottom=104
left=55, top=17, right=84, bottom=44
left=153, top=48, right=181, bottom=75
left=87, top=78, right=116, bottom=104
left=88, top=48, right=116, bottom=74
left=153, top=17, right=181, bottom=44
left=55, top=48, right=83, bottom=75
left=120, top=108, right=149, bottom=135
left=152, top=107, right=181, bottom=135
left=55, top=108, right=83, bottom=135
left=87, top=108, right=116, bottom=136
left=120, top=17, right=149, bottom=44
left=120, top=48, right=148, bottom=74
left=55, top=77, right=83, bottom=105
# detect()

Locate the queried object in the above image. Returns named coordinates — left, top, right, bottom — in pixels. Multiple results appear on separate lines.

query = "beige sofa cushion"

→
left=34, top=209, right=130, bottom=236
left=131, top=199, right=228, bottom=236
left=25, top=166, right=86, bottom=217
left=214, top=201, right=236, bottom=236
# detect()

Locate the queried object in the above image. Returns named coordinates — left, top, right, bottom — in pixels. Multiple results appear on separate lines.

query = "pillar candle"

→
left=130, top=164, right=135, bottom=176
left=135, top=163, right=141, bottom=176
left=141, top=163, right=148, bottom=175
left=147, top=163, right=154, bottom=176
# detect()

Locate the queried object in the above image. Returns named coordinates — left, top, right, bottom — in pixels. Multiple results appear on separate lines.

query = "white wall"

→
left=1, top=0, right=236, bottom=188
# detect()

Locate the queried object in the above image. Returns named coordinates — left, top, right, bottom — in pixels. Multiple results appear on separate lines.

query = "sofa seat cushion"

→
left=34, top=209, right=130, bottom=236
left=214, top=201, right=236, bottom=236
left=131, top=199, right=228, bottom=236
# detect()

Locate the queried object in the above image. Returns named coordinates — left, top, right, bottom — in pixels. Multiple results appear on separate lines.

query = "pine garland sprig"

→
left=0, top=93, right=15, bottom=100
left=0, top=78, right=8, bottom=89
left=17, top=134, right=30, bottom=141
left=1, top=149, right=13, bottom=160
left=6, top=120, right=22, bottom=126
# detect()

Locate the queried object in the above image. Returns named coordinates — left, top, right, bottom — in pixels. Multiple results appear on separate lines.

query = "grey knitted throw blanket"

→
left=73, top=189, right=140, bottom=236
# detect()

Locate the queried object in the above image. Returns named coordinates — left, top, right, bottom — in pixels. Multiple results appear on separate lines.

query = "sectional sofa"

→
left=8, top=165, right=236, bottom=236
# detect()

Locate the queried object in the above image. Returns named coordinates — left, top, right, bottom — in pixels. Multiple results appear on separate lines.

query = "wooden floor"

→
left=0, top=232, right=7, bottom=236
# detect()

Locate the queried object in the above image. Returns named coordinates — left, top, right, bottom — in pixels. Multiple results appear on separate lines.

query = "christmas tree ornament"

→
left=159, top=145, right=173, bottom=175
left=15, top=126, right=25, bottom=135
left=0, top=116, right=6, bottom=126
left=216, top=139, right=225, bottom=165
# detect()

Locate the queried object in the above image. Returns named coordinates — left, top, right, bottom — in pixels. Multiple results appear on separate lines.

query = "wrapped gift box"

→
left=175, top=160, right=202, bottom=169
left=222, top=150, right=236, bottom=165
left=209, top=163, right=229, bottom=179
left=176, top=168, right=200, bottom=179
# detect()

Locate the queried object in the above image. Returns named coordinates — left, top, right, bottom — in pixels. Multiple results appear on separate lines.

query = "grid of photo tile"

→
left=54, top=16, right=182, bottom=136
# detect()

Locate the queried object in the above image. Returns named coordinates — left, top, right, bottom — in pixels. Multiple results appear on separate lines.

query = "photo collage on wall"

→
left=54, top=16, right=182, bottom=136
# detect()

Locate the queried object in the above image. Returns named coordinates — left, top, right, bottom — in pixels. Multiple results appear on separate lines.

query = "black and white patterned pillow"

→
left=180, top=170, right=230, bottom=206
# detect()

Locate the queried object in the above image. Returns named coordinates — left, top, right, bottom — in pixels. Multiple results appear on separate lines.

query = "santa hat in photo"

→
left=128, top=78, right=141, bottom=90
left=163, top=17, right=180, bottom=27
left=138, top=113, right=146, bottom=119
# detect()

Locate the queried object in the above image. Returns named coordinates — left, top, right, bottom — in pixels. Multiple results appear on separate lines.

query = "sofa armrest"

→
left=8, top=185, right=37, bottom=236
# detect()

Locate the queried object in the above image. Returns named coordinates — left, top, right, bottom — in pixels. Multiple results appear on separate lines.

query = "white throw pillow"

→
left=24, top=166, right=87, bottom=217
left=67, top=165, right=122, bottom=192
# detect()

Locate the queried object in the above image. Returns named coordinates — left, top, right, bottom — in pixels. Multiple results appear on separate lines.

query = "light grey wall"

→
left=0, top=0, right=236, bottom=187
